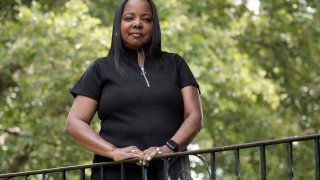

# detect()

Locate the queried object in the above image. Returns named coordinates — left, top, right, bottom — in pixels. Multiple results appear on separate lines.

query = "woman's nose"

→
left=133, top=19, right=142, bottom=28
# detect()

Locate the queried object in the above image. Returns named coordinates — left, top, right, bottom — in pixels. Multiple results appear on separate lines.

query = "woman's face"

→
left=121, top=0, right=153, bottom=50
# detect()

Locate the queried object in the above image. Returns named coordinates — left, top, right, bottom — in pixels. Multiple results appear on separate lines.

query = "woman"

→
left=65, top=0, right=203, bottom=179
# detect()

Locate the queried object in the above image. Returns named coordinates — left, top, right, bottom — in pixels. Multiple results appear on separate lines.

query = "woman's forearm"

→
left=170, top=86, right=203, bottom=151
left=65, top=118, right=116, bottom=159
left=170, top=113, right=202, bottom=151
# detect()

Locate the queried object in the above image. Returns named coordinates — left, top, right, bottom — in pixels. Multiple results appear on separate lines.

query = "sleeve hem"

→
left=70, top=89, right=100, bottom=101
left=180, top=83, right=201, bottom=95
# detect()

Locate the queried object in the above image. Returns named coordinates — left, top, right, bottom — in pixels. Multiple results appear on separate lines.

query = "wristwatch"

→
left=166, top=139, right=179, bottom=152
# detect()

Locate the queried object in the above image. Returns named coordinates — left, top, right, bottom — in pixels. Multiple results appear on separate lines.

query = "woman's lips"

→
left=130, top=33, right=143, bottom=38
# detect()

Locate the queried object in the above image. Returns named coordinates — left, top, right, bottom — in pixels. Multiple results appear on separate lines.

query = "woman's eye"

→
left=143, top=19, right=152, bottom=23
left=124, top=17, right=133, bottom=21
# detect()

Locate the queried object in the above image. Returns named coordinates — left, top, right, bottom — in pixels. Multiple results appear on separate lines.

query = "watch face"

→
left=167, top=140, right=179, bottom=152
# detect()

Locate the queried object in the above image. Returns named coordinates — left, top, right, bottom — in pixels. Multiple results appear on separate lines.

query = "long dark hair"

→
left=108, top=0, right=162, bottom=77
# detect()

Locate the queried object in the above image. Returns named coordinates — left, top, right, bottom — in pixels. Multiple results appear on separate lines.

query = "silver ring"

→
left=156, top=147, right=162, bottom=154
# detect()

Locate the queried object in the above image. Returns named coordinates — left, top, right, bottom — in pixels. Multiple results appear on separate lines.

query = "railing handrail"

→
left=1, top=133, right=320, bottom=178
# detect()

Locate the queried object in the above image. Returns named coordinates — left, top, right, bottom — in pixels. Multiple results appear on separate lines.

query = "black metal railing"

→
left=1, top=133, right=320, bottom=179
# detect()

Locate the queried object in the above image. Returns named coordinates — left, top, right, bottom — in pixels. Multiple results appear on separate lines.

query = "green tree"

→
left=0, top=0, right=110, bottom=175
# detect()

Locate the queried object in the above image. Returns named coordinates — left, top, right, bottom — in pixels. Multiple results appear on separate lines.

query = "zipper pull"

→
left=141, top=67, right=150, bottom=87
left=141, top=68, right=145, bottom=75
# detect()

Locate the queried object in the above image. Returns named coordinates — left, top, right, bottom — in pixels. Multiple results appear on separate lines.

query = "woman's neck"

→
left=137, top=49, right=145, bottom=68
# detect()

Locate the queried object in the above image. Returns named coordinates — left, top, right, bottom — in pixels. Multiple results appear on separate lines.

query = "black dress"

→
left=71, top=47, right=199, bottom=180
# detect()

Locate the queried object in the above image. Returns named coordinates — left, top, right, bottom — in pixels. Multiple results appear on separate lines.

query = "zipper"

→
left=141, top=67, right=150, bottom=87
left=137, top=49, right=151, bottom=87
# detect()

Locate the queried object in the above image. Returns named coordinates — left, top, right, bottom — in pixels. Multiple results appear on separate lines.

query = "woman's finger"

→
left=140, top=147, right=162, bottom=166
left=124, top=146, right=142, bottom=154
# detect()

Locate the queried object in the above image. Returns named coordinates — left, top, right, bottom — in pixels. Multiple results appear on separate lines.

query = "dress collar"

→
left=125, top=44, right=152, bottom=61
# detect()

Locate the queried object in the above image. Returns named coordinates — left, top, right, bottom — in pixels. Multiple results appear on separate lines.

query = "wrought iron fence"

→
left=1, top=134, right=319, bottom=180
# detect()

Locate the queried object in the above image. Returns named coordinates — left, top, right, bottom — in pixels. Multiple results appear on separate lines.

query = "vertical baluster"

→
left=287, top=142, right=294, bottom=180
left=260, top=145, right=267, bottom=180
left=25, top=175, right=29, bottom=180
left=210, top=152, right=216, bottom=180
left=315, top=138, right=320, bottom=180
left=121, top=164, right=126, bottom=180
left=142, top=166, right=148, bottom=180
left=80, top=168, right=85, bottom=180
left=100, top=166, right=104, bottom=180
left=235, top=149, right=241, bottom=180
left=42, top=173, right=47, bottom=180
left=61, top=170, right=66, bottom=180
left=163, top=158, right=169, bottom=180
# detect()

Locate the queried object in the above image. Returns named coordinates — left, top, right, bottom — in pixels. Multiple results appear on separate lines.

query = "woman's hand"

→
left=111, top=146, right=142, bottom=161
left=139, top=145, right=174, bottom=166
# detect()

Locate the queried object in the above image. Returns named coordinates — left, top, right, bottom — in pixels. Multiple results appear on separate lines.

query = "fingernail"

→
left=147, top=156, right=151, bottom=161
left=143, top=162, right=146, bottom=166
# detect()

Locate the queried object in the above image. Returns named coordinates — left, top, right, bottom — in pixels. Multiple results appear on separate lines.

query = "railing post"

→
left=315, top=138, right=320, bottom=180
left=61, top=170, right=66, bottom=180
left=121, top=164, right=126, bottom=180
left=142, top=166, right=148, bottom=180
left=287, top=142, right=294, bottom=180
left=163, top=158, right=169, bottom=180
left=42, top=173, right=47, bottom=180
left=210, top=152, right=216, bottom=180
left=260, top=145, right=267, bottom=180
left=100, top=166, right=104, bottom=180
left=235, top=148, right=241, bottom=180
left=25, top=175, right=29, bottom=180
left=80, top=168, right=85, bottom=180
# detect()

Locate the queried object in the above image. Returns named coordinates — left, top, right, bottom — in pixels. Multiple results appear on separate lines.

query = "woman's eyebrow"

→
left=122, top=11, right=152, bottom=15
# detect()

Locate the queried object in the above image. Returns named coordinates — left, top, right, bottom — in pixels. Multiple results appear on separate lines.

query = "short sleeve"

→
left=176, top=54, right=200, bottom=90
left=70, top=61, right=101, bottom=101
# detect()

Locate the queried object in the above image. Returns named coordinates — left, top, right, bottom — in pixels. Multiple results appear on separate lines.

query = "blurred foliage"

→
left=0, top=0, right=319, bottom=179
left=0, top=0, right=111, bottom=176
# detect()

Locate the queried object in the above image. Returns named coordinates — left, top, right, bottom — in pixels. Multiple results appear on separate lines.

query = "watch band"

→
left=166, top=139, right=179, bottom=152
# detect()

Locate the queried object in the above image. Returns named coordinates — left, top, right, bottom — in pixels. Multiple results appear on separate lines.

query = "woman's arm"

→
left=140, top=86, right=203, bottom=164
left=65, top=95, right=141, bottom=161
left=169, top=85, right=203, bottom=151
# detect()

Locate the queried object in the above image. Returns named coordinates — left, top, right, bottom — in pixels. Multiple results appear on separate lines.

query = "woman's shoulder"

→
left=90, top=55, right=114, bottom=69
left=161, top=51, right=177, bottom=58
left=94, top=55, right=114, bottom=64
left=160, top=51, right=185, bottom=63
left=85, top=56, right=114, bottom=74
